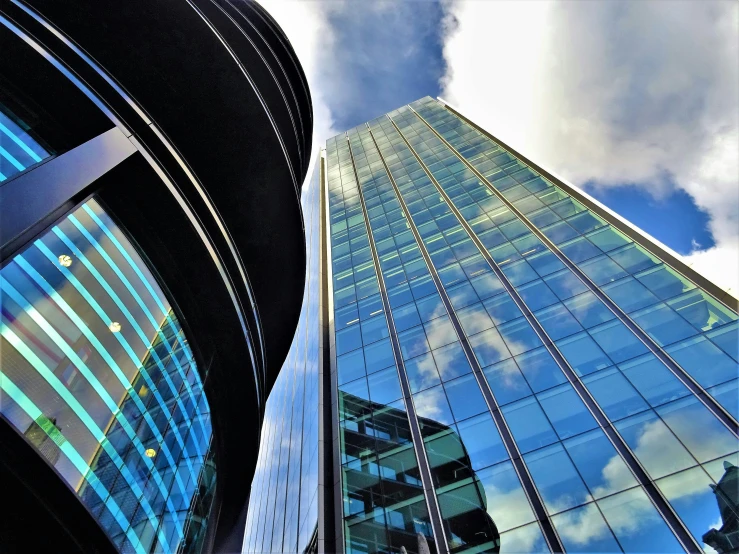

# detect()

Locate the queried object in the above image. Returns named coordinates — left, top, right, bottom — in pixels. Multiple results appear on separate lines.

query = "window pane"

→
left=457, top=302, right=494, bottom=336
left=666, top=336, right=738, bottom=388
left=338, top=350, right=366, bottom=385
left=525, top=443, right=590, bottom=513
left=469, top=328, right=512, bottom=368
left=635, top=264, right=695, bottom=301
left=444, top=375, right=488, bottom=422
left=655, top=396, right=738, bottom=463
left=498, top=318, right=543, bottom=356
left=579, top=254, right=628, bottom=286
left=588, top=319, right=649, bottom=364
left=432, top=342, right=473, bottom=382
left=615, top=412, right=694, bottom=479
left=707, top=321, right=739, bottom=362
left=517, top=279, right=559, bottom=311
left=537, top=384, right=598, bottom=439
left=655, top=466, right=726, bottom=550
left=556, top=332, right=612, bottom=376
left=609, top=243, right=660, bottom=274
left=544, top=269, right=589, bottom=300
left=367, top=367, right=402, bottom=405
left=364, top=339, right=395, bottom=374
left=398, top=326, right=430, bottom=360
left=586, top=226, right=630, bottom=252
left=631, top=303, right=697, bottom=347
left=405, top=353, right=442, bottom=394
left=414, top=386, right=454, bottom=427
left=618, top=354, right=690, bottom=408
left=583, top=367, right=649, bottom=421
left=498, top=522, right=547, bottom=554
left=667, top=289, right=737, bottom=332
left=437, top=481, right=500, bottom=552
left=483, top=358, right=533, bottom=406
left=423, top=315, right=458, bottom=350
left=563, top=292, right=615, bottom=329
left=516, top=347, right=568, bottom=392
left=551, top=503, right=620, bottom=553
left=564, top=429, right=637, bottom=499
left=476, top=461, right=536, bottom=532
left=535, top=303, right=583, bottom=341
left=597, top=488, right=682, bottom=553
left=456, top=413, right=508, bottom=471
left=393, top=303, right=422, bottom=332
left=501, top=397, right=558, bottom=453
left=602, top=277, right=660, bottom=313
left=483, top=294, right=524, bottom=326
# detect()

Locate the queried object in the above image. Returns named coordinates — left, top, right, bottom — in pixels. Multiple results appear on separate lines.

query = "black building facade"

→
left=0, top=1, right=312, bottom=552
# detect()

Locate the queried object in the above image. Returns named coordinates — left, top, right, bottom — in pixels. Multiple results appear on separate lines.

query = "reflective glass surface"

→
left=243, top=157, right=322, bottom=552
left=0, top=103, right=51, bottom=182
left=0, top=199, right=214, bottom=553
left=408, top=96, right=739, bottom=553
left=297, top=97, right=739, bottom=554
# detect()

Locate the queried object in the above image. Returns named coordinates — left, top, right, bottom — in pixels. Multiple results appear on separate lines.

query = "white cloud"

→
left=440, top=0, right=739, bottom=295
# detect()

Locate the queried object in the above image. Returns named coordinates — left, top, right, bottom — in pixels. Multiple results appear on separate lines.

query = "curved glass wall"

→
left=0, top=198, right=215, bottom=553
left=0, top=103, right=51, bottom=182
left=243, top=153, right=322, bottom=553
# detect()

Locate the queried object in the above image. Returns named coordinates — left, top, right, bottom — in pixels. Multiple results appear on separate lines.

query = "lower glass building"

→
left=244, top=97, right=738, bottom=554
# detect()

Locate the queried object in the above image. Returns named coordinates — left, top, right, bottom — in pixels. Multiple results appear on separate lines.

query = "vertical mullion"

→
left=318, top=150, right=339, bottom=554
left=344, top=134, right=451, bottom=554
left=404, top=107, right=705, bottom=553
left=367, top=122, right=564, bottom=553
left=413, top=104, right=739, bottom=439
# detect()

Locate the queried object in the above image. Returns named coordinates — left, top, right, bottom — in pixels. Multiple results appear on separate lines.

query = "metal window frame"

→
left=411, top=103, right=739, bottom=440
left=341, top=131, right=451, bottom=554
left=402, top=104, right=731, bottom=553
left=365, top=120, right=565, bottom=553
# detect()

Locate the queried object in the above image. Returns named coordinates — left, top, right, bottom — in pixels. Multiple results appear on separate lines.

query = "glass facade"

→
left=243, top=96, right=737, bottom=554
left=0, top=198, right=214, bottom=553
left=0, top=103, right=51, bottom=181
left=320, top=97, right=738, bottom=554
left=242, top=154, right=323, bottom=553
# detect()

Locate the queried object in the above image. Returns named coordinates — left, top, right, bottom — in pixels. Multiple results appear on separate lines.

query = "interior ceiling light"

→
left=58, top=254, right=73, bottom=267
left=144, top=448, right=157, bottom=458
left=109, top=322, right=122, bottom=333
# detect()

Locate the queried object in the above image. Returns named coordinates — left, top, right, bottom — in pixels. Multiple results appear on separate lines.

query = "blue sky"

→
left=261, top=0, right=738, bottom=293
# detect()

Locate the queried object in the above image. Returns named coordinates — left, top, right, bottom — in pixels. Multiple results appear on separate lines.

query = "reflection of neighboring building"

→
left=703, top=461, right=739, bottom=554
left=24, top=414, right=64, bottom=466
left=341, top=391, right=499, bottom=554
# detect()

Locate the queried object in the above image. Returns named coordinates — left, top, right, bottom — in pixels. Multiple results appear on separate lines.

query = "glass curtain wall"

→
left=0, top=103, right=51, bottom=181
left=242, top=154, right=322, bottom=553
left=404, top=97, right=738, bottom=552
left=322, top=97, right=738, bottom=554
left=0, top=198, right=214, bottom=553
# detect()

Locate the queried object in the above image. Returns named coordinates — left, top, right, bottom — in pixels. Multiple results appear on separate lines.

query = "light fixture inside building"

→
left=58, top=254, right=73, bottom=267
left=109, top=322, right=122, bottom=333
left=144, top=448, right=157, bottom=458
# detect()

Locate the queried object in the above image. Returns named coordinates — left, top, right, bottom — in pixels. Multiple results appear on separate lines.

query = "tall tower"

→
left=244, top=97, right=738, bottom=554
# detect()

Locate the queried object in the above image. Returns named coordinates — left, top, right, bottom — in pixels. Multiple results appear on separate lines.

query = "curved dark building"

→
left=0, top=1, right=311, bottom=552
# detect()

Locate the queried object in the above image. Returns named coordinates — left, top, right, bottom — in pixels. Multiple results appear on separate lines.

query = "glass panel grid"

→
left=1, top=198, right=214, bottom=553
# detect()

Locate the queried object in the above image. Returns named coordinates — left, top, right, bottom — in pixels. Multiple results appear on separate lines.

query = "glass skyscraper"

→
left=245, top=96, right=738, bottom=554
